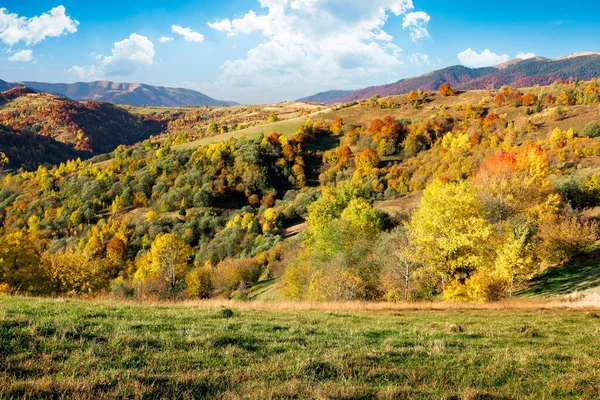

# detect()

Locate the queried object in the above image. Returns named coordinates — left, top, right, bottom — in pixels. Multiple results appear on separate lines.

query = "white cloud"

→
left=8, top=49, right=33, bottom=62
left=207, top=0, right=429, bottom=101
left=70, top=33, right=155, bottom=80
left=159, top=36, right=174, bottom=43
left=408, top=52, right=430, bottom=65
left=402, top=11, right=430, bottom=42
left=457, top=48, right=510, bottom=68
left=0, top=6, right=78, bottom=46
left=171, top=25, right=204, bottom=43
left=516, top=51, right=536, bottom=60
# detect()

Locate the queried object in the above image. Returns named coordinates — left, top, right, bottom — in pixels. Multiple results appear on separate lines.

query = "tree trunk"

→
left=510, top=273, right=515, bottom=298
left=404, top=262, right=409, bottom=301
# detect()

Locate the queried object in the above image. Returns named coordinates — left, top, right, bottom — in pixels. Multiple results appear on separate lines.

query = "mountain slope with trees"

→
left=0, top=90, right=165, bottom=170
left=1, top=78, right=600, bottom=303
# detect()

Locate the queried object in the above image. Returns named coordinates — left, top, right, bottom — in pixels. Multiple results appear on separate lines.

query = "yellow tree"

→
left=340, top=198, right=382, bottom=238
left=408, top=179, right=493, bottom=290
left=495, top=221, right=538, bottom=297
left=134, top=233, right=192, bottom=294
left=331, top=117, right=345, bottom=135
left=0, top=231, right=48, bottom=294
left=354, top=148, right=380, bottom=176
left=262, top=208, right=281, bottom=233
left=0, top=152, right=8, bottom=170
left=42, top=249, right=109, bottom=296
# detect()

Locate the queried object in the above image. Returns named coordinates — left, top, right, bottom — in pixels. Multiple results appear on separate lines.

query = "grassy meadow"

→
left=1, top=296, right=600, bottom=399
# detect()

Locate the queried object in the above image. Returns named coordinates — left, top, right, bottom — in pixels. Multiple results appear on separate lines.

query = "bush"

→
left=537, top=214, right=598, bottom=265
left=554, top=179, right=596, bottom=209
left=185, top=263, right=214, bottom=299
left=552, top=107, right=566, bottom=121
left=581, top=122, right=600, bottom=138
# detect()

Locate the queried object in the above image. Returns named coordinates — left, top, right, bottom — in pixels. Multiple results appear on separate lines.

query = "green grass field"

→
left=173, top=107, right=333, bottom=151
left=1, top=296, right=600, bottom=399
left=173, top=118, right=307, bottom=150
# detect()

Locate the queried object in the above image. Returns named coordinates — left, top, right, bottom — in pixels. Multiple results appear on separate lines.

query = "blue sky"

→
left=1, top=0, right=599, bottom=103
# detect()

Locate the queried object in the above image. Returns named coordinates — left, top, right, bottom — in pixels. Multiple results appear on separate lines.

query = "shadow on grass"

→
left=304, top=134, right=340, bottom=152
left=518, top=248, right=600, bottom=297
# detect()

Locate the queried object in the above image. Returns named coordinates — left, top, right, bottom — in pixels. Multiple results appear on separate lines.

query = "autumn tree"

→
left=374, top=228, right=419, bottom=301
left=408, top=179, right=493, bottom=292
left=474, top=145, right=553, bottom=221
left=354, top=148, right=380, bottom=176
left=133, top=233, right=192, bottom=296
left=495, top=219, right=538, bottom=297
left=185, top=262, right=214, bottom=299
left=438, top=83, right=456, bottom=97
left=536, top=213, right=598, bottom=266
left=0, top=152, right=8, bottom=170
left=331, top=117, right=345, bottom=135
left=42, top=249, right=109, bottom=296
left=0, top=231, right=48, bottom=294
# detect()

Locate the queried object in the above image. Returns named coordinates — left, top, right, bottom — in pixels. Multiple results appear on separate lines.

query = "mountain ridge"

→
left=300, top=53, right=600, bottom=103
left=0, top=79, right=238, bottom=107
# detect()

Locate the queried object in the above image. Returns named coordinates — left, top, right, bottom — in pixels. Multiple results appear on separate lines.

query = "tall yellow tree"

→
left=134, top=233, right=192, bottom=295
left=0, top=231, right=47, bottom=294
left=495, top=220, right=538, bottom=297
left=408, top=179, right=493, bottom=290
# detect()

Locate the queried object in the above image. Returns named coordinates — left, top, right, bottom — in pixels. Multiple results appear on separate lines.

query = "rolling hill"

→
left=0, top=89, right=165, bottom=170
left=302, top=52, right=600, bottom=103
left=0, top=79, right=237, bottom=107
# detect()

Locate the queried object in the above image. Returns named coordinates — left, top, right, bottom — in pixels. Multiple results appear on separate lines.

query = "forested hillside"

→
left=0, top=90, right=165, bottom=170
left=1, top=79, right=600, bottom=303
left=0, top=90, right=324, bottom=171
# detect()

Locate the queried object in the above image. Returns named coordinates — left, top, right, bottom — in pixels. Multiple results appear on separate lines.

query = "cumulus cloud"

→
left=8, top=49, right=33, bottom=62
left=70, top=33, right=155, bottom=80
left=207, top=0, right=430, bottom=101
left=172, top=25, right=204, bottom=43
left=402, top=11, right=430, bottom=42
left=159, top=36, right=174, bottom=43
left=0, top=5, right=78, bottom=46
left=457, top=48, right=510, bottom=68
left=516, top=51, right=536, bottom=60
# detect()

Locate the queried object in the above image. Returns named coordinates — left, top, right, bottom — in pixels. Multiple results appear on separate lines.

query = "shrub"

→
left=185, top=263, right=214, bottom=299
left=551, top=107, right=566, bottom=121
left=554, top=179, right=596, bottom=209
left=581, top=122, right=600, bottom=138
left=214, top=307, right=235, bottom=318
left=438, top=83, right=456, bottom=97
left=537, top=214, right=598, bottom=265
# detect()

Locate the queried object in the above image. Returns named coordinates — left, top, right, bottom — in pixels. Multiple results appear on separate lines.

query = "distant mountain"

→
left=303, top=53, right=600, bottom=103
left=298, top=90, right=358, bottom=103
left=0, top=80, right=238, bottom=107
